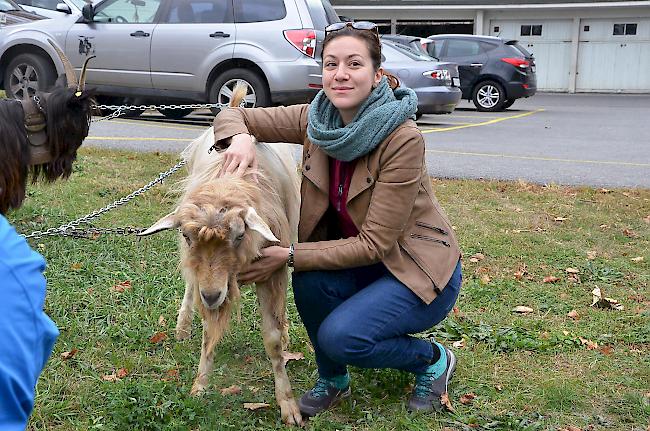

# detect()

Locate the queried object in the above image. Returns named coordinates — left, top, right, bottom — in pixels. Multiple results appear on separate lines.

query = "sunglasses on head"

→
left=325, top=21, right=380, bottom=41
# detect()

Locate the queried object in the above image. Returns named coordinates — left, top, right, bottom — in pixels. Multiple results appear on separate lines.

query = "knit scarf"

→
left=307, top=76, right=418, bottom=162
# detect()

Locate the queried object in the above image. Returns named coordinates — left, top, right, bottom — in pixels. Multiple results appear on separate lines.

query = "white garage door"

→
left=490, top=19, right=573, bottom=91
left=577, top=18, right=650, bottom=92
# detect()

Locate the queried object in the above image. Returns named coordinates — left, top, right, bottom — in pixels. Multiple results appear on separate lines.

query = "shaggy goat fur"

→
left=140, top=89, right=302, bottom=425
left=0, top=86, right=93, bottom=214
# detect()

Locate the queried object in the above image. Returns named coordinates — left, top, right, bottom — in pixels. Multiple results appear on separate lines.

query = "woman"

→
left=212, top=21, right=462, bottom=416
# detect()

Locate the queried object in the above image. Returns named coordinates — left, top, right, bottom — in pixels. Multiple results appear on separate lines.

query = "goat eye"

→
left=182, top=233, right=191, bottom=245
left=234, top=233, right=245, bottom=245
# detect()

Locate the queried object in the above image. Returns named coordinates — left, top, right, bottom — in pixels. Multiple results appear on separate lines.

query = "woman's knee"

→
left=317, top=317, right=372, bottom=365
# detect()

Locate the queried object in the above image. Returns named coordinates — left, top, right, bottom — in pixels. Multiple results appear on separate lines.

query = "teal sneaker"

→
left=298, top=375, right=351, bottom=417
left=408, top=343, right=456, bottom=412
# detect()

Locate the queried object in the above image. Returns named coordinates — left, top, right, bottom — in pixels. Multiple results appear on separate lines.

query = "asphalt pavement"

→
left=86, top=93, right=650, bottom=188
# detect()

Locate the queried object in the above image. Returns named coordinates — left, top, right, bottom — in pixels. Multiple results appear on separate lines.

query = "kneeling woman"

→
left=213, top=21, right=462, bottom=416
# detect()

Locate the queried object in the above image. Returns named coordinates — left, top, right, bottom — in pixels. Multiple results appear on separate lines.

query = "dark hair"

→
left=321, top=26, right=400, bottom=90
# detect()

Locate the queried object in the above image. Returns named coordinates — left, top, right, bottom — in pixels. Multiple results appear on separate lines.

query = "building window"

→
left=583, top=25, right=590, bottom=32
left=521, top=24, right=542, bottom=36
left=493, top=26, right=499, bottom=33
left=613, top=23, right=637, bottom=35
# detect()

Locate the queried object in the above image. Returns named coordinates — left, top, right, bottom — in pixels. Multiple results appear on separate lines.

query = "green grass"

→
left=10, top=148, right=649, bottom=431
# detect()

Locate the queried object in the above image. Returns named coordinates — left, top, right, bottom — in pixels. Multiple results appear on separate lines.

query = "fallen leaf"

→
left=591, top=287, right=624, bottom=310
left=567, top=310, right=580, bottom=320
left=101, top=373, right=118, bottom=382
left=281, top=351, right=304, bottom=367
left=111, top=280, right=132, bottom=293
left=61, top=348, right=78, bottom=360
left=495, top=384, right=503, bottom=391
left=469, top=253, right=485, bottom=263
left=37, top=243, right=46, bottom=250
left=559, top=426, right=582, bottom=431
left=149, top=332, right=168, bottom=344
left=543, top=275, right=560, bottom=283
left=158, top=315, right=167, bottom=327
left=565, top=268, right=580, bottom=274
left=513, top=306, right=534, bottom=314
left=244, top=355, right=254, bottom=364
left=479, top=274, right=491, bottom=285
left=599, top=345, right=614, bottom=356
left=587, top=251, right=597, bottom=260
left=578, top=336, right=599, bottom=350
left=598, top=188, right=612, bottom=194
left=623, top=229, right=638, bottom=238
left=71, top=262, right=82, bottom=271
left=440, top=392, right=454, bottom=412
left=644, top=215, right=650, bottom=224
left=116, top=368, right=128, bottom=378
left=631, top=256, right=644, bottom=263
left=220, top=385, right=242, bottom=396
left=459, top=392, right=476, bottom=405
left=452, top=339, right=465, bottom=349
left=554, top=216, right=567, bottom=222
left=539, top=331, right=550, bottom=339
left=452, top=306, right=460, bottom=316
left=243, top=402, right=270, bottom=411
left=162, top=369, right=179, bottom=381
left=599, top=224, right=610, bottom=229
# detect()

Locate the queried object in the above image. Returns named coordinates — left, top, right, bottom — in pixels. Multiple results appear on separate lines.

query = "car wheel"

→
left=4, top=53, right=57, bottom=100
left=209, top=68, right=270, bottom=115
left=472, top=80, right=505, bottom=112
left=160, top=107, right=194, bottom=119
left=502, top=99, right=515, bottom=109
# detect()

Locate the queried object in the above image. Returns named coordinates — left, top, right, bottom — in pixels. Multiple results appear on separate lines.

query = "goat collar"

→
left=20, top=95, right=52, bottom=166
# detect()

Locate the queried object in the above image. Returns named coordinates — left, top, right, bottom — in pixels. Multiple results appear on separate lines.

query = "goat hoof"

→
left=280, top=400, right=303, bottom=426
left=175, top=327, right=191, bottom=341
left=190, top=381, right=207, bottom=396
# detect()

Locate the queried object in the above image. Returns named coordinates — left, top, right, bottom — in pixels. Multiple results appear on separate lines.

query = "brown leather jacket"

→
left=213, top=104, right=461, bottom=304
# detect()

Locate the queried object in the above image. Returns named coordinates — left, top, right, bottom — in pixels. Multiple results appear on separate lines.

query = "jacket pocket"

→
left=399, top=242, right=438, bottom=292
left=415, top=221, right=448, bottom=236
left=410, top=233, right=450, bottom=247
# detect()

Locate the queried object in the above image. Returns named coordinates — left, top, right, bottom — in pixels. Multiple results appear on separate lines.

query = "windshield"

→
left=0, top=0, right=20, bottom=11
left=67, top=0, right=87, bottom=10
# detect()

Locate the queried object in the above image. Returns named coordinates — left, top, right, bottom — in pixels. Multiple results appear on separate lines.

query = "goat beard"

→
left=0, top=87, right=94, bottom=215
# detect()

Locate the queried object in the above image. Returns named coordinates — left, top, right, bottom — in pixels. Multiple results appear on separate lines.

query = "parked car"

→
left=14, top=0, right=79, bottom=18
left=381, top=39, right=461, bottom=116
left=0, top=0, right=339, bottom=118
left=0, top=0, right=45, bottom=26
left=426, top=34, right=536, bottom=111
left=381, top=34, right=435, bottom=58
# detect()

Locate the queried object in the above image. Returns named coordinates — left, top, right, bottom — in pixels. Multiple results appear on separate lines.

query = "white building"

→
left=331, top=0, right=650, bottom=93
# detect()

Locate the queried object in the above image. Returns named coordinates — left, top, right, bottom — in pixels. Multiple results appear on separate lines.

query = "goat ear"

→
left=244, top=207, right=279, bottom=243
left=138, top=210, right=179, bottom=236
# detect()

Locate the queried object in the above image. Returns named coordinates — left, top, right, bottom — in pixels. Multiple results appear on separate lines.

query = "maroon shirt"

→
left=328, top=158, right=360, bottom=238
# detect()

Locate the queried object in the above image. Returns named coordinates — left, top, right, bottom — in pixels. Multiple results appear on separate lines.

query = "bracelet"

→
left=288, top=243, right=295, bottom=268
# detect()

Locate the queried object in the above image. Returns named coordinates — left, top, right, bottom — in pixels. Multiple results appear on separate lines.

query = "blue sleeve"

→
left=0, top=215, right=59, bottom=430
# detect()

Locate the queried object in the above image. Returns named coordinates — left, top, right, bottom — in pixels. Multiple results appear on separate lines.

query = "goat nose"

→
left=201, top=291, right=224, bottom=307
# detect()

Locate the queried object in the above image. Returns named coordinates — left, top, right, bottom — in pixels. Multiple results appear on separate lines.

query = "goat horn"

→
left=47, top=39, right=77, bottom=88
left=76, top=55, right=96, bottom=94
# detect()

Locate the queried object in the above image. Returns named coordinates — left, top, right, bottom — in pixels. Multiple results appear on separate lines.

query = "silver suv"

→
left=0, top=0, right=339, bottom=118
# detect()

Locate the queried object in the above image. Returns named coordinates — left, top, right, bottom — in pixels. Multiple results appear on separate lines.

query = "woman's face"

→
left=322, top=35, right=382, bottom=124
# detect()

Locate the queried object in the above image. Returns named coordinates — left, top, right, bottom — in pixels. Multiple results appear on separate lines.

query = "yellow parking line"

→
left=426, top=149, right=650, bottom=168
left=108, top=118, right=208, bottom=131
left=420, top=109, right=544, bottom=133
left=86, top=136, right=193, bottom=142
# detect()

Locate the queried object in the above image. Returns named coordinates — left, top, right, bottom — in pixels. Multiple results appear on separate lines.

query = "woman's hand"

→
left=238, top=246, right=290, bottom=284
left=218, top=133, right=257, bottom=179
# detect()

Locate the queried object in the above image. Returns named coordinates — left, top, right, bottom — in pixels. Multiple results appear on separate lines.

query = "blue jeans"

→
left=292, top=260, right=462, bottom=378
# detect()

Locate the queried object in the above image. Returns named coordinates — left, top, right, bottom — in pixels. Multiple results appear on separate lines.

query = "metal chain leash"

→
left=91, top=102, right=227, bottom=123
left=22, top=158, right=187, bottom=239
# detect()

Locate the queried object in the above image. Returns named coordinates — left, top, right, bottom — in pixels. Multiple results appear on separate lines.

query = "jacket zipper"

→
left=337, top=183, right=343, bottom=211
left=398, top=242, right=439, bottom=292
left=410, top=233, right=450, bottom=247
left=337, top=163, right=346, bottom=212
left=415, top=221, right=448, bottom=235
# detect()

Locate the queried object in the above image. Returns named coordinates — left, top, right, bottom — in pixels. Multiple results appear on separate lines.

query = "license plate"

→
left=452, top=77, right=461, bottom=87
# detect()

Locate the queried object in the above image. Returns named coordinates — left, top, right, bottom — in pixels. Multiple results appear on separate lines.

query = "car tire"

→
left=4, top=53, right=57, bottom=100
left=209, top=68, right=270, bottom=115
left=472, top=80, right=505, bottom=112
left=502, top=99, right=515, bottom=109
left=160, top=107, right=194, bottom=119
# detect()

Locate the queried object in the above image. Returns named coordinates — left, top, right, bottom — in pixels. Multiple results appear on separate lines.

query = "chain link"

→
left=92, top=102, right=226, bottom=122
left=22, top=159, right=187, bottom=239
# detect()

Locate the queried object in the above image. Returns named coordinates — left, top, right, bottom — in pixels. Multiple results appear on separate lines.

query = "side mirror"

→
left=55, top=2, right=71, bottom=13
left=81, top=3, right=94, bottom=21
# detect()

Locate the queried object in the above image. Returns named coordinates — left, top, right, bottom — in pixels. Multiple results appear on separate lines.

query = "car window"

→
left=507, top=41, right=532, bottom=57
left=94, top=0, right=163, bottom=23
left=0, top=0, right=18, bottom=10
left=386, top=40, right=432, bottom=61
left=165, top=0, right=232, bottom=23
left=17, top=0, right=58, bottom=10
left=234, top=0, right=285, bottom=23
left=305, top=0, right=338, bottom=29
left=445, top=39, right=481, bottom=57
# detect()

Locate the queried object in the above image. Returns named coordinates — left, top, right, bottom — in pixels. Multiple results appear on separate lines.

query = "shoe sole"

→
left=299, top=387, right=351, bottom=417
